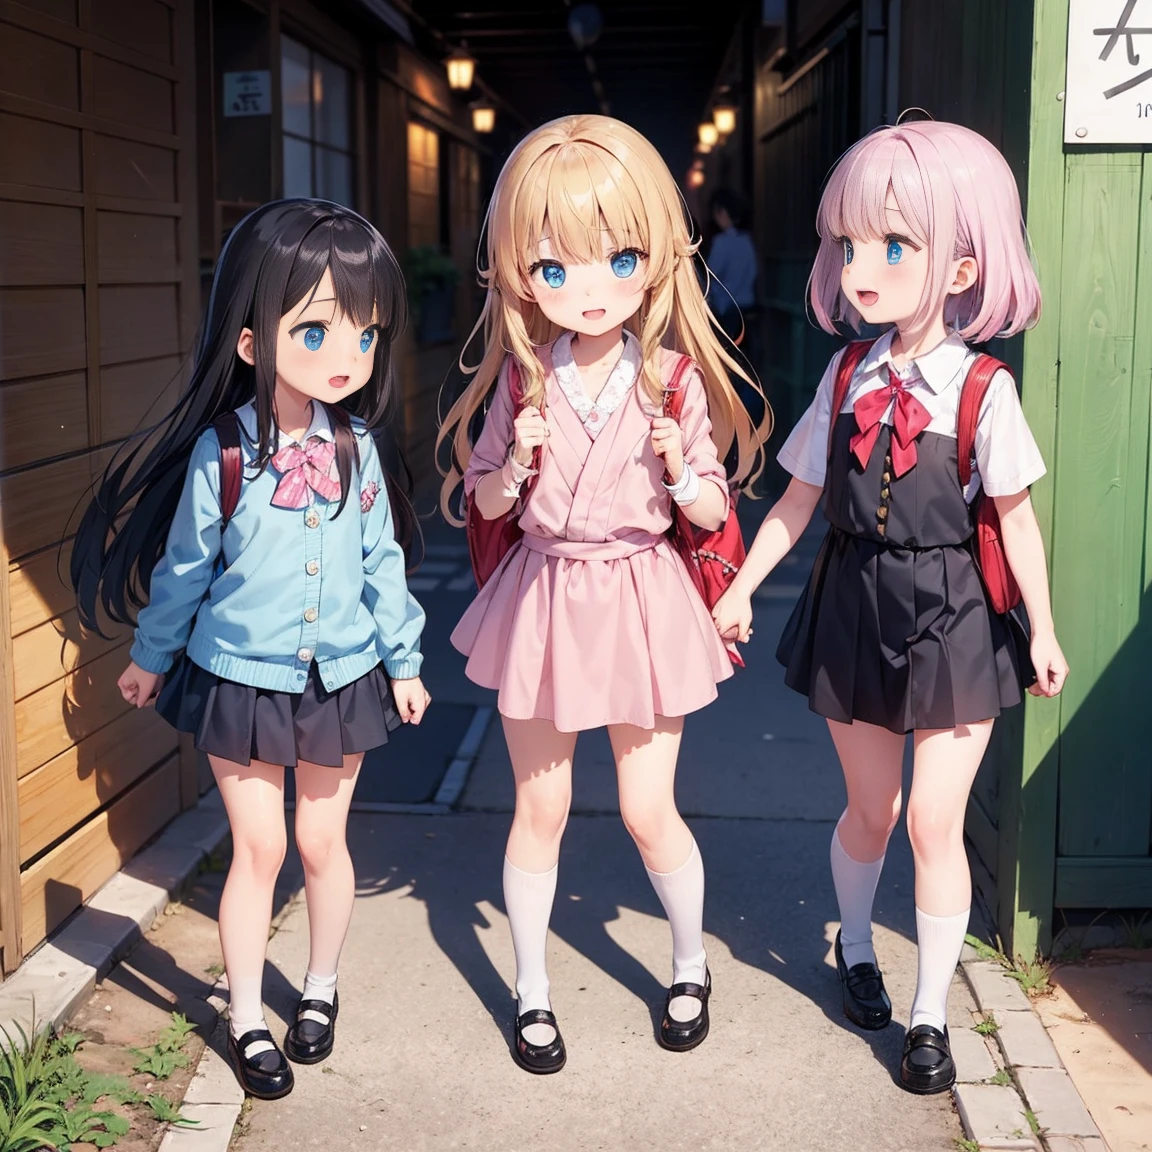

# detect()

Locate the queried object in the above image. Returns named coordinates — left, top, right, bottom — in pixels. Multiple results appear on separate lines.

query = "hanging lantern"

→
left=471, top=104, right=495, bottom=133
left=713, top=103, right=737, bottom=136
left=698, top=122, right=719, bottom=148
left=445, top=46, right=475, bottom=91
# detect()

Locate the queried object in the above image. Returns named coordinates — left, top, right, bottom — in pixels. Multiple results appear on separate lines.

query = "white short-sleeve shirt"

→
left=777, top=329, right=1046, bottom=501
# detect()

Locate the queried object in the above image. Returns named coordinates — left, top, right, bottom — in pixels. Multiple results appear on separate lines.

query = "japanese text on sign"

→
left=223, top=71, right=271, bottom=118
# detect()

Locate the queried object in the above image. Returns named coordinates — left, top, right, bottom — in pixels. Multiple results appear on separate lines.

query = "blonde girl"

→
left=438, top=114, right=767, bottom=1073
left=713, top=120, right=1068, bottom=1093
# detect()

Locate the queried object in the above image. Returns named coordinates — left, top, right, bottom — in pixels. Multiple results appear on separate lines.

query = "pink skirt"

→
left=450, top=532, right=733, bottom=731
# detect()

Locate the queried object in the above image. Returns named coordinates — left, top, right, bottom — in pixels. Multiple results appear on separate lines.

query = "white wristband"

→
left=663, top=461, right=700, bottom=506
left=499, top=446, right=538, bottom=498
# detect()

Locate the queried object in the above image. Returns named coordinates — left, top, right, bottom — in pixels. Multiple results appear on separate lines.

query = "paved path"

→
left=233, top=505, right=974, bottom=1151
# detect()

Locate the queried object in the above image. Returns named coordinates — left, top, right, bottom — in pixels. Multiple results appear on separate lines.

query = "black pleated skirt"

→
left=155, top=656, right=401, bottom=768
left=777, top=527, right=1034, bottom=734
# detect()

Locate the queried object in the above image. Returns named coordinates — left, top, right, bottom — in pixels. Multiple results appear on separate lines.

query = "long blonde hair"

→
left=437, top=114, right=770, bottom=522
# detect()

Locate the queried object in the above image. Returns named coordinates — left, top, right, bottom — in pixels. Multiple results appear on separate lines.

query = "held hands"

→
left=1028, top=628, right=1069, bottom=698
left=392, top=676, right=432, bottom=724
left=711, top=587, right=754, bottom=645
left=650, top=416, right=685, bottom=483
left=118, top=661, right=163, bottom=709
left=512, top=407, right=548, bottom=467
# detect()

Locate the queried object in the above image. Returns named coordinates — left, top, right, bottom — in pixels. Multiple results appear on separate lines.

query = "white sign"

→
left=222, top=70, right=271, bottom=118
left=1065, top=0, right=1152, bottom=143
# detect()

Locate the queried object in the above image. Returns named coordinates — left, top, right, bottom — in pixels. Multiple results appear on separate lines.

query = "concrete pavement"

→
left=228, top=505, right=977, bottom=1151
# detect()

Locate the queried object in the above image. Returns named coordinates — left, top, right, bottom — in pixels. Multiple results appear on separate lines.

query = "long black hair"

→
left=73, top=198, right=415, bottom=633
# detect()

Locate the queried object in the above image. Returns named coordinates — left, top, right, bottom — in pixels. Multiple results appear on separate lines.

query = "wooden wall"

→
left=0, top=0, right=200, bottom=972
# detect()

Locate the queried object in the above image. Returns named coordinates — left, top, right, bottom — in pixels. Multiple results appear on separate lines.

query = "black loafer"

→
left=512, top=1009, right=566, bottom=1074
left=900, top=1024, right=956, bottom=1094
left=227, top=1029, right=294, bottom=1099
left=284, top=991, right=338, bottom=1065
left=835, top=930, right=892, bottom=1030
left=658, top=968, right=711, bottom=1052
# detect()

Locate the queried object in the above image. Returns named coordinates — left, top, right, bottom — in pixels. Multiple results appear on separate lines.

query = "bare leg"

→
left=210, top=755, right=287, bottom=1056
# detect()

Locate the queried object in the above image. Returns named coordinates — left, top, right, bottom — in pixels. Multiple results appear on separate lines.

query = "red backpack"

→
left=830, top=341, right=1021, bottom=615
left=464, top=354, right=748, bottom=664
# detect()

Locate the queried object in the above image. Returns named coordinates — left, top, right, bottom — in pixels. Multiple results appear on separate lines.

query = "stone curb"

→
left=957, top=950, right=1109, bottom=1151
left=0, top=789, right=230, bottom=1043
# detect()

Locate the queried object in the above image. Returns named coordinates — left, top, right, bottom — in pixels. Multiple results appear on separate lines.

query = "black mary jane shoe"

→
left=512, top=1009, right=567, bottom=1075
left=227, top=1028, right=294, bottom=1100
left=284, top=991, right=338, bottom=1065
left=658, top=968, right=711, bottom=1052
left=834, top=930, right=892, bottom=1031
left=900, top=1024, right=956, bottom=1095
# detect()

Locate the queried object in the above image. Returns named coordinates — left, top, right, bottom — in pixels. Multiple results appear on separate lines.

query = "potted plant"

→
left=403, top=245, right=462, bottom=344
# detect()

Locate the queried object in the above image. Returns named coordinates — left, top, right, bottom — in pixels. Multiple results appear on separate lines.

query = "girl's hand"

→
left=1028, top=629, right=1069, bottom=698
left=392, top=676, right=432, bottom=724
left=118, top=661, right=162, bottom=709
left=512, top=407, right=548, bottom=467
left=650, top=416, right=685, bottom=483
left=712, top=588, right=754, bottom=644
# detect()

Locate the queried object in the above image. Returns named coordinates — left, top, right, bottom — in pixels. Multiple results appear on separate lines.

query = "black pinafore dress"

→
left=776, top=414, right=1030, bottom=734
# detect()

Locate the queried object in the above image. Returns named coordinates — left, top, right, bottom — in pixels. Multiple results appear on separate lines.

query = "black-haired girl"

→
left=73, top=199, right=430, bottom=1099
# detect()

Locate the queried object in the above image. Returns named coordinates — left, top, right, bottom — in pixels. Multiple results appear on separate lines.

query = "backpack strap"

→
left=956, top=354, right=1009, bottom=489
left=827, top=339, right=876, bottom=457
left=663, top=353, right=695, bottom=421
left=212, top=412, right=243, bottom=528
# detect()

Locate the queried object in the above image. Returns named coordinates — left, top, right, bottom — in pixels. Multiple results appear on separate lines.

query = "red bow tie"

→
left=850, top=366, right=931, bottom=477
left=270, top=435, right=340, bottom=509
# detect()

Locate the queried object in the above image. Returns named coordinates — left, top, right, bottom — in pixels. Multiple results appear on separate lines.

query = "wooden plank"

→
left=0, top=202, right=84, bottom=286
left=19, top=755, right=180, bottom=950
left=90, top=0, right=173, bottom=63
left=0, top=91, right=182, bottom=152
left=9, top=539, right=76, bottom=636
left=82, top=41, right=101, bottom=448
left=18, top=0, right=77, bottom=21
left=0, top=287, right=86, bottom=381
left=92, top=54, right=174, bottom=135
left=172, top=0, right=199, bottom=358
left=0, top=113, right=82, bottom=191
left=17, top=705, right=175, bottom=862
left=0, top=372, right=88, bottom=471
left=1054, top=858, right=1152, bottom=909
left=14, top=641, right=131, bottom=777
left=1052, top=153, right=1145, bottom=858
left=0, top=494, right=24, bottom=972
left=96, top=211, right=178, bottom=284
left=99, top=284, right=180, bottom=365
left=95, top=133, right=177, bottom=201
left=99, top=355, right=183, bottom=441
left=0, top=20, right=81, bottom=110
left=11, top=608, right=125, bottom=701
left=997, top=0, right=1070, bottom=960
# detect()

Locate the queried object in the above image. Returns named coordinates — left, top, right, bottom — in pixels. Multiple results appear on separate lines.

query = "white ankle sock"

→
left=830, top=825, right=885, bottom=969
left=646, top=841, right=707, bottom=1022
left=300, top=970, right=337, bottom=1025
left=503, top=857, right=558, bottom=1045
left=909, top=906, right=970, bottom=1033
left=228, top=975, right=273, bottom=1057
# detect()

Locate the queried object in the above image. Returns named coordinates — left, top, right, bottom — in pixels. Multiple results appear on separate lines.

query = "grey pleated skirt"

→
left=155, top=656, right=401, bottom=767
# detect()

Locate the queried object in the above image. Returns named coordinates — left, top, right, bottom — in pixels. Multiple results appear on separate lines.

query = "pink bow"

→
left=270, top=436, right=340, bottom=509
left=850, top=366, right=932, bottom=478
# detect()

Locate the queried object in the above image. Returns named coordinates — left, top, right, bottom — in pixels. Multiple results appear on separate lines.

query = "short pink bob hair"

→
left=808, top=120, right=1041, bottom=343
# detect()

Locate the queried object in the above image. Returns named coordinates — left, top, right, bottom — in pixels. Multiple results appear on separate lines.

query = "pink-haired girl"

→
left=712, top=120, right=1068, bottom=1094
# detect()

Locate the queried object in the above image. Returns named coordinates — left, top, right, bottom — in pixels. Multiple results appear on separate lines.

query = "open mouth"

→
left=582, top=308, right=607, bottom=320
left=329, top=375, right=350, bottom=389
left=856, top=291, right=879, bottom=307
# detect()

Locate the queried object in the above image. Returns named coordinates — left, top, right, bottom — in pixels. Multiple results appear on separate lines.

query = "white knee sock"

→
left=830, top=825, right=886, bottom=969
left=228, top=974, right=274, bottom=1057
left=503, top=857, right=557, bottom=1015
left=646, top=840, right=707, bottom=1022
left=909, top=906, right=970, bottom=1033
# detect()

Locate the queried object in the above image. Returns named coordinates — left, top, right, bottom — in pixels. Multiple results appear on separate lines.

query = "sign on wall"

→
left=223, top=70, right=271, bottom=118
left=1065, top=0, right=1152, bottom=143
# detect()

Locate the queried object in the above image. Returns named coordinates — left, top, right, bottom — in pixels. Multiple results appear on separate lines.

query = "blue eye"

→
left=610, top=250, right=638, bottom=278
left=303, top=326, right=325, bottom=351
left=887, top=240, right=903, bottom=265
left=843, top=239, right=854, bottom=265
left=360, top=329, right=375, bottom=354
left=539, top=262, right=566, bottom=289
